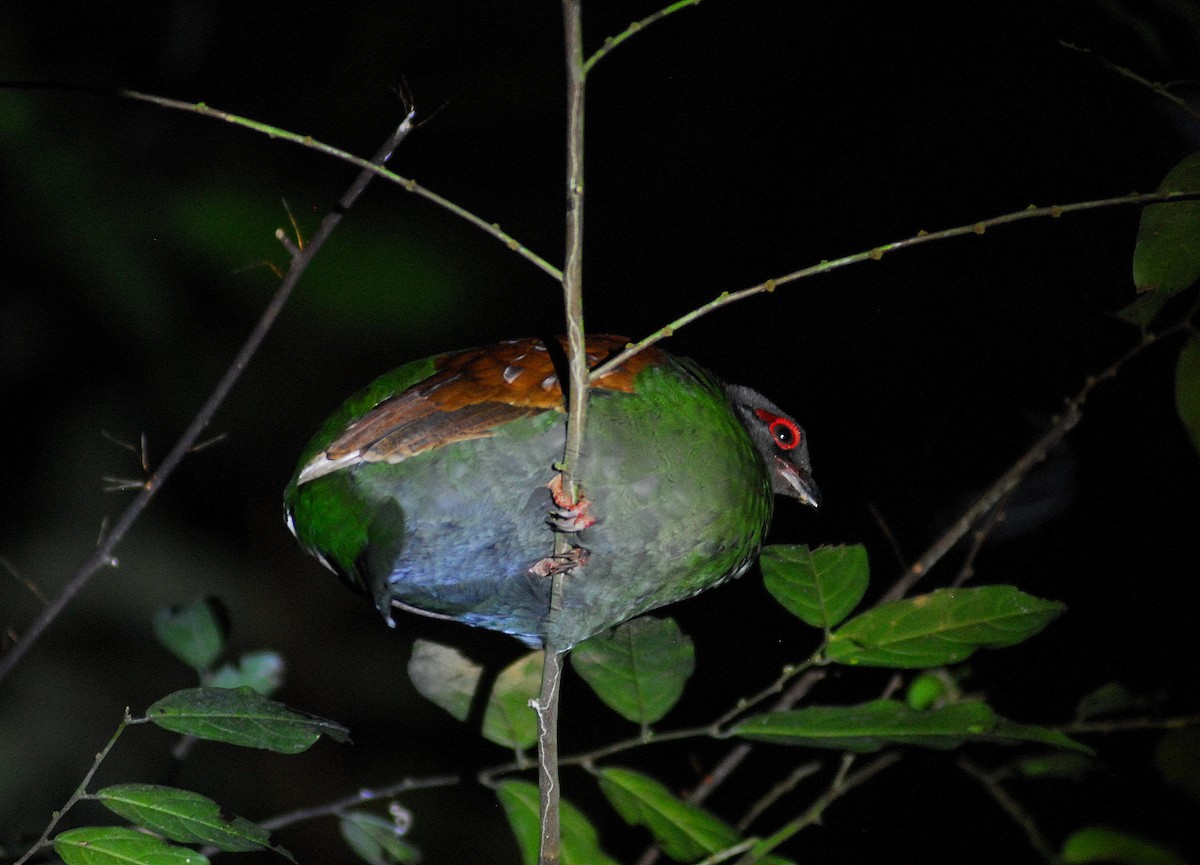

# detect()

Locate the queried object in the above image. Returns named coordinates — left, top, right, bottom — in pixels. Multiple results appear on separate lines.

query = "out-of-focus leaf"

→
left=760, top=544, right=869, bottom=629
left=408, top=642, right=541, bottom=749
left=1074, top=682, right=1135, bottom=721
left=1124, top=151, right=1200, bottom=327
left=732, top=699, right=1089, bottom=753
left=1013, top=753, right=1095, bottom=780
left=825, top=585, right=1064, bottom=668
left=144, top=687, right=349, bottom=753
left=1175, top=338, right=1200, bottom=458
left=1131, top=151, right=1200, bottom=296
left=1156, top=727, right=1200, bottom=805
left=339, top=811, right=421, bottom=865
left=206, top=650, right=285, bottom=695
left=572, top=617, right=694, bottom=725
left=152, top=597, right=227, bottom=673
left=1118, top=291, right=1173, bottom=330
left=1061, top=826, right=1186, bottom=865
left=482, top=651, right=542, bottom=750
left=905, top=672, right=949, bottom=710
left=497, top=780, right=619, bottom=865
left=169, top=187, right=464, bottom=337
left=54, top=826, right=208, bottom=865
left=407, top=640, right=482, bottom=722
left=95, top=784, right=288, bottom=858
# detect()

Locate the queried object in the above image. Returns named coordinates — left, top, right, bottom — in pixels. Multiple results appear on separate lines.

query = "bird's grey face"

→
left=725, top=384, right=820, bottom=509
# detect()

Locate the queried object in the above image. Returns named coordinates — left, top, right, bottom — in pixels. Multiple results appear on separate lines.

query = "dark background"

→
left=2, top=1, right=1199, bottom=862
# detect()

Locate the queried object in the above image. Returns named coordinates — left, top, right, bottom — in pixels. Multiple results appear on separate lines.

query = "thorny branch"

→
left=0, top=113, right=417, bottom=687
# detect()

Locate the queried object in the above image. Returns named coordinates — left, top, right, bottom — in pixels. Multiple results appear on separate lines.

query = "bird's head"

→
left=725, top=384, right=820, bottom=509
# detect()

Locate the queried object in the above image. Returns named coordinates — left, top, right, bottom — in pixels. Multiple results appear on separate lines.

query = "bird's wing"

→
left=297, top=335, right=661, bottom=485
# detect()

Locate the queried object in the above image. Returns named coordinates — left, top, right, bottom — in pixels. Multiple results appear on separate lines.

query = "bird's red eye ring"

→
left=754, top=408, right=802, bottom=451
left=770, top=418, right=801, bottom=450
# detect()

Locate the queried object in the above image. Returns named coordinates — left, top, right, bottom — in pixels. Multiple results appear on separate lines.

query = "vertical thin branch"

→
left=535, top=3, right=588, bottom=864
left=560, top=0, right=589, bottom=491
left=534, top=648, right=566, bottom=865
left=0, top=113, right=416, bottom=688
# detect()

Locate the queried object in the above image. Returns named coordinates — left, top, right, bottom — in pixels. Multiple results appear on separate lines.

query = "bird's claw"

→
left=546, top=474, right=597, bottom=532
left=528, top=545, right=589, bottom=577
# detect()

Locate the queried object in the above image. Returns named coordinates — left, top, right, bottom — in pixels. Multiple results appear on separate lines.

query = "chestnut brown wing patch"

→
left=297, top=335, right=665, bottom=484
left=296, top=390, right=542, bottom=484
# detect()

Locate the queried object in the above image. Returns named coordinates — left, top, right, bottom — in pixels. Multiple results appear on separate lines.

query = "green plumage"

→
left=285, top=337, right=815, bottom=649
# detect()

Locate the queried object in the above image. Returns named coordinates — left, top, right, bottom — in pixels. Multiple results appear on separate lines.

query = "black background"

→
left=2, top=2, right=1199, bottom=862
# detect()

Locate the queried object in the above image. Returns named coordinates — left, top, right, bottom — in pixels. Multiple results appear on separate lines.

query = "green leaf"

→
left=1118, top=290, right=1173, bottom=330
left=1061, top=826, right=1186, bottom=865
left=482, top=651, right=543, bottom=750
left=1074, top=682, right=1135, bottom=721
left=825, top=585, right=1064, bottom=668
left=1156, top=726, right=1200, bottom=805
left=1132, top=151, right=1200, bottom=296
left=1176, top=338, right=1200, bottom=458
left=732, top=699, right=1089, bottom=753
left=54, top=826, right=208, bottom=865
left=339, top=811, right=421, bottom=865
left=905, top=672, right=949, bottom=710
left=497, top=780, right=620, bottom=865
left=94, top=784, right=289, bottom=858
left=760, top=544, right=869, bottom=629
left=152, top=598, right=227, bottom=672
left=1013, top=753, right=1095, bottom=780
left=598, top=767, right=739, bottom=862
left=572, top=617, right=695, bottom=725
left=407, top=639, right=481, bottom=722
left=144, top=687, right=349, bottom=753
left=408, top=641, right=542, bottom=749
left=496, top=780, right=539, bottom=865
left=206, top=650, right=285, bottom=695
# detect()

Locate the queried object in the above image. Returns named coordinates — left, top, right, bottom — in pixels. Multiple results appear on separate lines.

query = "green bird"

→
left=285, top=335, right=819, bottom=649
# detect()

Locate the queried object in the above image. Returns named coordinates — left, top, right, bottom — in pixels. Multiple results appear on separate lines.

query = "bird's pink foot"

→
left=546, top=474, right=597, bottom=532
left=528, top=545, right=589, bottom=577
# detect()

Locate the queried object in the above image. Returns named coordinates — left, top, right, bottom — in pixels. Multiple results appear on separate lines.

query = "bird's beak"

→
left=774, top=456, right=821, bottom=509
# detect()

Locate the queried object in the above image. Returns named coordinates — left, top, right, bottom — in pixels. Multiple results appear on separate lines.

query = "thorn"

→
left=1, top=556, right=48, bottom=605
left=275, top=227, right=301, bottom=259
left=101, top=476, right=149, bottom=492
left=100, top=430, right=153, bottom=488
left=281, top=199, right=305, bottom=253
left=189, top=432, right=228, bottom=453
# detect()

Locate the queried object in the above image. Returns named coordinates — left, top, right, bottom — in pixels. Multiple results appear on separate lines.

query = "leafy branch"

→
left=6, top=7, right=1200, bottom=864
left=17, top=688, right=351, bottom=865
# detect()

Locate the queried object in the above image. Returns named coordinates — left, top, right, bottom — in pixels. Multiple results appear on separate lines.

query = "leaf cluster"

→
left=407, top=543, right=1096, bottom=864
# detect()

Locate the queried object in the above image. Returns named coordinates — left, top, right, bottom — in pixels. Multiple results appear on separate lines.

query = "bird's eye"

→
left=769, top=417, right=801, bottom=450
left=754, top=408, right=802, bottom=451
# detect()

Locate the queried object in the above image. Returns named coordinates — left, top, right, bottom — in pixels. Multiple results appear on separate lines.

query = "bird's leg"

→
left=528, top=545, right=589, bottom=577
left=545, top=473, right=597, bottom=532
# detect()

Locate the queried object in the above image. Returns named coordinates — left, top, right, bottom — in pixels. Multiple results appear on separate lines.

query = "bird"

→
left=284, top=334, right=819, bottom=650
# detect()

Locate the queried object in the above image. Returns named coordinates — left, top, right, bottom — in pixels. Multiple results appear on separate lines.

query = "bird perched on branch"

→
left=285, top=334, right=818, bottom=649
